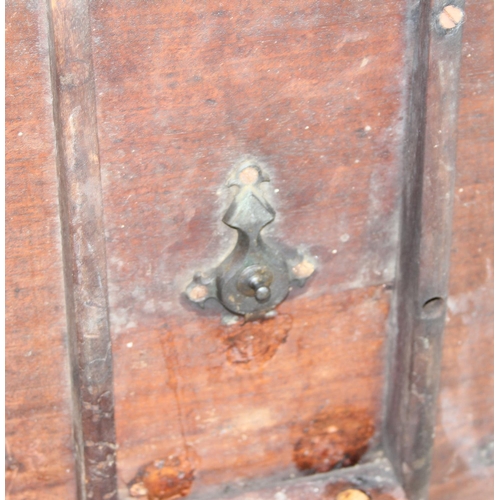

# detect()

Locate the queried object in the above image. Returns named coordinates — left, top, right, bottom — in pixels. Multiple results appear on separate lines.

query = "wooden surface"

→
left=89, top=0, right=407, bottom=495
left=428, top=0, right=494, bottom=498
left=5, top=0, right=493, bottom=499
left=47, top=0, right=118, bottom=496
left=122, top=456, right=406, bottom=500
left=5, top=0, right=76, bottom=498
left=222, top=459, right=406, bottom=500
left=384, top=1, right=466, bottom=498
left=116, top=286, right=391, bottom=498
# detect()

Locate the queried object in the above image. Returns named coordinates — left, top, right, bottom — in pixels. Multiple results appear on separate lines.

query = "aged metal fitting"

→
left=185, top=162, right=315, bottom=318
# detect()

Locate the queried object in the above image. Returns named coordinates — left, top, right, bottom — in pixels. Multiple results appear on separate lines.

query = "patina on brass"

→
left=185, top=162, right=315, bottom=318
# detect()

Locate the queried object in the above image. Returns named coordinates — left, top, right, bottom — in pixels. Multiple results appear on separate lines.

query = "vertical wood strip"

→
left=46, top=0, right=118, bottom=498
left=385, top=1, right=465, bottom=499
left=384, top=0, right=432, bottom=493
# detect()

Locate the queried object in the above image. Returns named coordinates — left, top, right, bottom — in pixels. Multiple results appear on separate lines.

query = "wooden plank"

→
left=429, top=0, right=494, bottom=498
left=5, top=0, right=76, bottom=498
left=89, top=0, right=409, bottom=494
left=117, top=286, right=391, bottom=498
left=119, top=458, right=406, bottom=500
left=218, top=459, right=406, bottom=500
left=46, top=0, right=118, bottom=498
left=384, top=0, right=465, bottom=499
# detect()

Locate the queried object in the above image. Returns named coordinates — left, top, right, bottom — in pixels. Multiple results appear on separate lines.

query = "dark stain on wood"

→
left=293, top=407, right=375, bottom=474
left=5, top=451, right=24, bottom=474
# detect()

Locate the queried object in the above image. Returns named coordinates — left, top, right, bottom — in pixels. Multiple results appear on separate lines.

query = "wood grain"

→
left=184, top=459, right=406, bottom=500
left=47, top=0, right=118, bottom=497
left=6, top=0, right=492, bottom=498
left=429, top=0, right=494, bottom=498
left=88, top=1, right=409, bottom=494
left=5, top=0, right=76, bottom=498
left=119, top=457, right=406, bottom=500
left=225, top=463, right=406, bottom=500
left=384, top=1, right=467, bottom=498
left=114, top=285, right=391, bottom=498
left=383, top=0, right=433, bottom=491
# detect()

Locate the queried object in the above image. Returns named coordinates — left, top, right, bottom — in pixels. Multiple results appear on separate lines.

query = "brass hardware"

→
left=185, top=162, right=315, bottom=318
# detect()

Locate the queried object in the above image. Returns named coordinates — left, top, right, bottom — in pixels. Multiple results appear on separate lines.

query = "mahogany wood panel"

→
left=5, top=0, right=76, bottom=498
left=429, top=0, right=494, bottom=498
left=89, top=0, right=407, bottom=496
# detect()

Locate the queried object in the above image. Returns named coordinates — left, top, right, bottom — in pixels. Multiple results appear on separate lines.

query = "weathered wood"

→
left=116, top=286, right=392, bottom=498
left=384, top=0, right=465, bottom=499
left=210, top=459, right=406, bottom=500
left=6, top=0, right=492, bottom=498
left=119, top=458, right=405, bottom=500
left=46, top=0, right=118, bottom=498
left=5, top=0, right=76, bottom=498
left=429, top=0, right=494, bottom=497
left=88, top=0, right=409, bottom=495
left=86, top=1, right=412, bottom=494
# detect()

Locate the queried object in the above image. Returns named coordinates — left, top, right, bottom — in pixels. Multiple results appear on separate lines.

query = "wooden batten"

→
left=46, top=0, right=118, bottom=498
left=384, top=1, right=465, bottom=499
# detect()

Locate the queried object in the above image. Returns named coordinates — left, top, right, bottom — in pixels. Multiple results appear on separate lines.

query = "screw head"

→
left=336, top=489, right=370, bottom=500
left=292, top=259, right=315, bottom=279
left=438, top=5, right=464, bottom=30
left=188, top=285, right=208, bottom=302
left=239, top=166, right=259, bottom=185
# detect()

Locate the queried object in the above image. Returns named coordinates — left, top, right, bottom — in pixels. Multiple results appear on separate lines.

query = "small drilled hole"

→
left=422, top=297, right=445, bottom=319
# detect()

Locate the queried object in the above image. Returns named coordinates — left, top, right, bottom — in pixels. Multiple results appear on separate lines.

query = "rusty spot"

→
left=128, top=455, right=195, bottom=500
left=438, top=5, right=464, bottom=30
left=217, top=313, right=292, bottom=367
left=292, top=259, right=315, bottom=279
left=239, top=166, right=259, bottom=185
left=293, top=407, right=375, bottom=473
left=336, top=489, right=371, bottom=500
